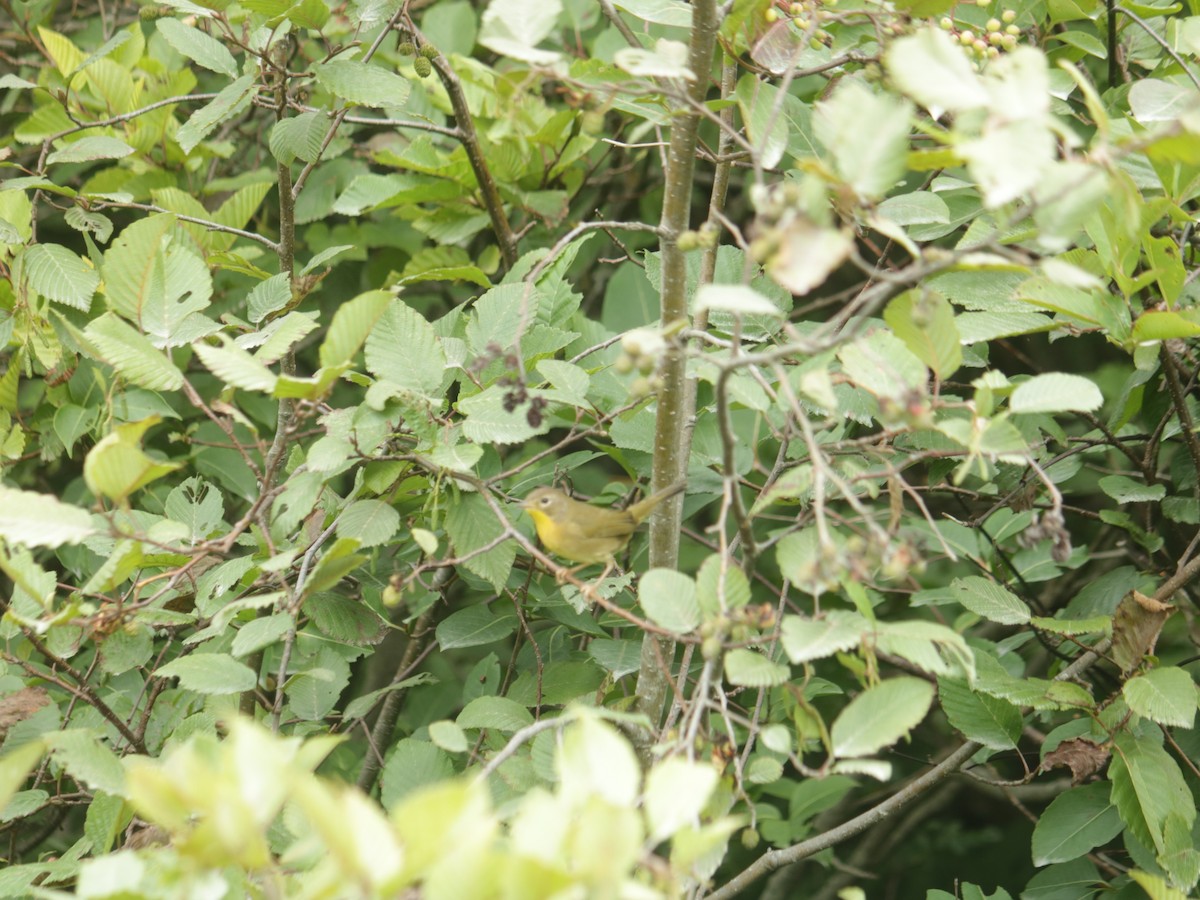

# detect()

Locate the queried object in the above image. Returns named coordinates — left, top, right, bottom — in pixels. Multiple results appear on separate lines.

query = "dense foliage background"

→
left=1, top=0, right=1199, bottom=896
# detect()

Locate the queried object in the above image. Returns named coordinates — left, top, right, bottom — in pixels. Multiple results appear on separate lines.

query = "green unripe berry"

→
left=1002, top=8, right=1017, bottom=21
left=419, top=44, right=439, bottom=59
left=398, top=40, right=416, bottom=56
left=986, top=17, right=1001, bottom=31
left=973, top=38, right=988, bottom=54
left=413, top=55, right=432, bottom=77
left=940, top=16, right=954, bottom=28
left=701, top=636, right=723, bottom=660
left=1005, top=23, right=1020, bottom=34
left=614, top=354, right=635, bottom=375
left=677, top=230, right=701, bottom=252
left=765, top=6, right=779, bottom=21
left=988, top=30, right=1004, bottom=44
left=1001, top=33, right=1017, bottom=49
left=741, top=828, right=761, bottom=850
left=987, top=45, right=1000, bottom=58
left=959, top=29, right=974, bottom=43
left=630, top=376, right=652, bottom=397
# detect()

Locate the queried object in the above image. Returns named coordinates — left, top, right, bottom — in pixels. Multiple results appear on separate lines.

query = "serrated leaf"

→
left=46, top=136, right=135, bottom=165
left=1122, top=667, right=1197, bottom=728
left=85, top=312, right=185, bottom=391
left=313, top=59, right=411, bottom=108
left=193, top=335, right=278, bottom=392
left=157, top=17, right=239, bottom=76
left=724, top=649, right=790, bottom=687
left=457, top=695, right=534, bottom=732
left=638, top=568, right=699, bottom=634
left=780, top=611, right=867, bottom=663
left=830, top=677, right=934, bottom=758
left=1010, top=373, right=1103, bottom=413
left=1031, top=782, right=1123, bottom=866
left=156, top=653, right=258, bottom=694
left=23, top=243, right=99, bottom=310
left=950, top=576, right=1030, bottom=624
left=444, top=493, right=515, bottom=590
left=336, top=499, right=400, bottom=548
left=176, top=74, right=256, bottom=154
left=0, top=486, right=94, bottom=548
left=939, top=677, right=1022, bottom=749
left=884, top=291, right=962, bottom=379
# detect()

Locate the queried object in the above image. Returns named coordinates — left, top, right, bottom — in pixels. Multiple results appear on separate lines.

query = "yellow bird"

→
left=521, top=481, right=686, bottom=578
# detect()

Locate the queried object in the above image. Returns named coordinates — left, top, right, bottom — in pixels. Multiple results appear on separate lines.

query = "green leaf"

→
left=46, top=135, right=135, bottom=165
left=156, top=17, right=239, bottom=77
left=1109, top=731, right=1196, bottom=857
left=695, top=553, right=751, bottom=616
left=336, top=499, right=400, bottom=548
left=1098, top=475, right=1166, bottom=504
left=269, top=111, right=327, bottom=164
left=479, top=0, right=563, bottom=65
left=736, top=73, right=788, bottom=170
left=312, top=58, right=411, bottom=108
left=0, top=486, right=94, bottom=548
left=643, top=758, right=719, bottom=842
left=176, top=74, right=256, bottom=153
left=231, top=612, right=293, bottom=657
left=84, top=416, right=182, bottom=503
left=838, top=329, right=928, bottom=401
left=780, top=611, right=867, bottom=663
left=193, top=336, right=278, bottom=392
left=1131, top=310, right=1200, bottom=342
left=884, top=291, right=962, bottom=379
left=156, top=652, right=258, bottom=694
left=363, top=299, right=445, bottom=397
left=886, top=29, right=988, bottom=113
left=815, top=80, right=912, bottom=201
left=457, top=696, right=534, bottom=732
left=950, top=576, right=1030, bottom=625
left=320, top=289, right=390, bottom=368
left=938, top=677, right=1022, bottom=749
left=1122, top=668, right=1197, bottom=728
left=830, top=677, right=935, bottom=758
left=0, top=741, right=47, bottom=814
left=444, top=493, right=515, bottom=590
left=303, top=593, right=385, bottom=645
left=1031, top=782, right=1124, bottom=866
left=84, top=312, right=185, bottom=391
left=724, top=649, right=790, bottom=687
left=1010, top=374, right=1103, bottom=413
left=436, top=604, right=517, bottom=649
left=379, top=739, right=454, bottom=811
left=877, top=191, right=951, bottom=226
left=45, top=730, right=126, bottom=796
left=23, top=243, right=99, bottom=310
left=102, top=214, right=215, bottom=348
left=638, top=568, right=699, bottom=635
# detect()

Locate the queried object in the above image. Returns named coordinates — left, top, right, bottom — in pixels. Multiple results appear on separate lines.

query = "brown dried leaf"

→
left=1041, top=737, right=1109, bottom=785
left=0, top=686, right=52, bottom=738
left=1111, top=589, right=1173, bottom=674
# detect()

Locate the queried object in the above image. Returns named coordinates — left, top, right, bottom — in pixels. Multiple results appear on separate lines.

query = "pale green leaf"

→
left=1010, top=373, right=1103, bottom=413
left=1122, top=667, right=1197, bottom=728
left=313, top=58, right=412, bottom=108
left=23, top=243, right=99, bottom=310
left=724, top=649, right=790, bottom=687
left=46, top=135, right=135, bottom=165
left=156, top=17, right=238, bottom=76
left=638, top=568, right=699, bottom=634
left=156, top=652, right=258, bottom=694
left=950, top=576, right=1030, bottom=624
left=830, top=677, right=934, bottom=758
left=0, top=486, right=94, bottom=548
left=85, top=312, right=185, bottom=391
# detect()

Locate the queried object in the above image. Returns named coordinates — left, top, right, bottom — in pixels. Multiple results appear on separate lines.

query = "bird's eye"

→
left=539, top=496, right=552, bottom=506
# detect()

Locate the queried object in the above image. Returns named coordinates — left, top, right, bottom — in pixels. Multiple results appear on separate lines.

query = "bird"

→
left=520, top=480, right=687, bottom=583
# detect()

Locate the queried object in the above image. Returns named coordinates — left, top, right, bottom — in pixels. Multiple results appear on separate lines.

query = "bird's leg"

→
left=582, top=558, right=616, bottom=602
